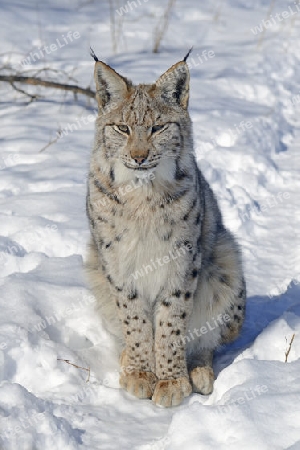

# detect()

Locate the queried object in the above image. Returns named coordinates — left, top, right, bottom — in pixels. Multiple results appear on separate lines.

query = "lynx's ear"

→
left=155, top=61, right=190, bottom=109
left=94, top=61, right=131, bottom=109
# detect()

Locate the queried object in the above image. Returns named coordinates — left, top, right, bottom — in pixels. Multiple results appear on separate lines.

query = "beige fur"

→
left=85, top=55, right=246, bottom=407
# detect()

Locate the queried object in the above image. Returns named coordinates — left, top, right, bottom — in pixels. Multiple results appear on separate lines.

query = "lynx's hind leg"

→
left=197, top=230, right=246, bottom=345
left=187, top=230, right=246, bottom=394
left=219, top=276, right=246, bottom=345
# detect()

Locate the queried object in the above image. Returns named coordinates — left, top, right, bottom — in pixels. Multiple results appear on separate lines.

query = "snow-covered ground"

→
left=1, top=0, right=300, bottom=449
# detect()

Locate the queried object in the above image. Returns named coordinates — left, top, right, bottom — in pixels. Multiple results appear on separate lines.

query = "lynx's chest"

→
left=113, top=210, right=177, bottom=302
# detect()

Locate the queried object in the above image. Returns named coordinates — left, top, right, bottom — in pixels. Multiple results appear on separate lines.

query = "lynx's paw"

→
left=190, top=366, right=214, bottom=395
left=120, top=370, right=157, bottom=399
left=152, top=377, right=192, bottom=407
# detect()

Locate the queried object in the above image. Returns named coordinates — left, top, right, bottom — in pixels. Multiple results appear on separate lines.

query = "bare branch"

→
left=0, top=73, right=96, bottom=99
left=285, top=333, right=295, bottom=363
left=57, top=358, right=91, bottom=382
left=153, top=0, right=176, bottom=53
left=108, top=0, right=125, bottom=54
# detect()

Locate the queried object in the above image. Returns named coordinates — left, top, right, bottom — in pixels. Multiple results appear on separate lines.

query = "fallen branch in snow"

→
left=284, top=333, right=295, bottom=363
left=58, top=358, right=91, bottom=382
left=0, top=73, right=96, bottom=99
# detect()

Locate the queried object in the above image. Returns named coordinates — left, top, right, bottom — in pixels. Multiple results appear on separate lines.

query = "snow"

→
left=1, top=0, right=300, bottom=449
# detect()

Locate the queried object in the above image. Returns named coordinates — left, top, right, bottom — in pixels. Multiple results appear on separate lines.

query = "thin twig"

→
left=12, top=66, right=78, bottom=87
left=58, top=358, right=91, bottom=382
left=27, top=67, right=77, bottom=83
left=39, top=128, right=63, bottom=152
left=285, top=333, right=295, bottom=363
left=10, top=81, right=41, bottom=102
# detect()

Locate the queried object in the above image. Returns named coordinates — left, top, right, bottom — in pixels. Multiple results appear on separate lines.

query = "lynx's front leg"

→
left=153, top=291, right=193, bottom=407
left=117, top=290, right=157, bottom=399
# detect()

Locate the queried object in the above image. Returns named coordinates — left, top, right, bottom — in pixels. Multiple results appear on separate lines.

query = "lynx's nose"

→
left=134, top=157, right=146, bottom=165
left=130, top=147, right=149, bottom=165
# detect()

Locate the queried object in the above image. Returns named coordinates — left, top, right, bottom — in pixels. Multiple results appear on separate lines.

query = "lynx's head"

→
left=92, top=55, right=194, bottom=186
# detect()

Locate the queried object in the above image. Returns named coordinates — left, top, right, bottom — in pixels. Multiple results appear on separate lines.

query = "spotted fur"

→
left=85, top=57, right=246, bottom=407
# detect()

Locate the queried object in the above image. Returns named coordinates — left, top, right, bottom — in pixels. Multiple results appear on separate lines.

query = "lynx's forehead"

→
left=121, top=85, right=158, bottom=126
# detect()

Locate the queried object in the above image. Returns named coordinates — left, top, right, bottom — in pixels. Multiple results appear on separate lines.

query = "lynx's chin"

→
left=134, top=169, right=155, bottom=179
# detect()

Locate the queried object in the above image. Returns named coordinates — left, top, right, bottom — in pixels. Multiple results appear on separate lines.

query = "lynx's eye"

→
left=151, top=125, right=165, bottom=134
left=116, top=124, right=130, bottom=134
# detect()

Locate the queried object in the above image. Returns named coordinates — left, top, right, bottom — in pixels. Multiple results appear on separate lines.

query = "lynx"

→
left=85, top=50, right=246, bottom=407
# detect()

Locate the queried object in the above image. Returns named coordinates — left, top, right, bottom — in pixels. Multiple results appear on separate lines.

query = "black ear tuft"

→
left=90, top=46, right=99, bottom=62
left=183, top=47, right=193, bottom=62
